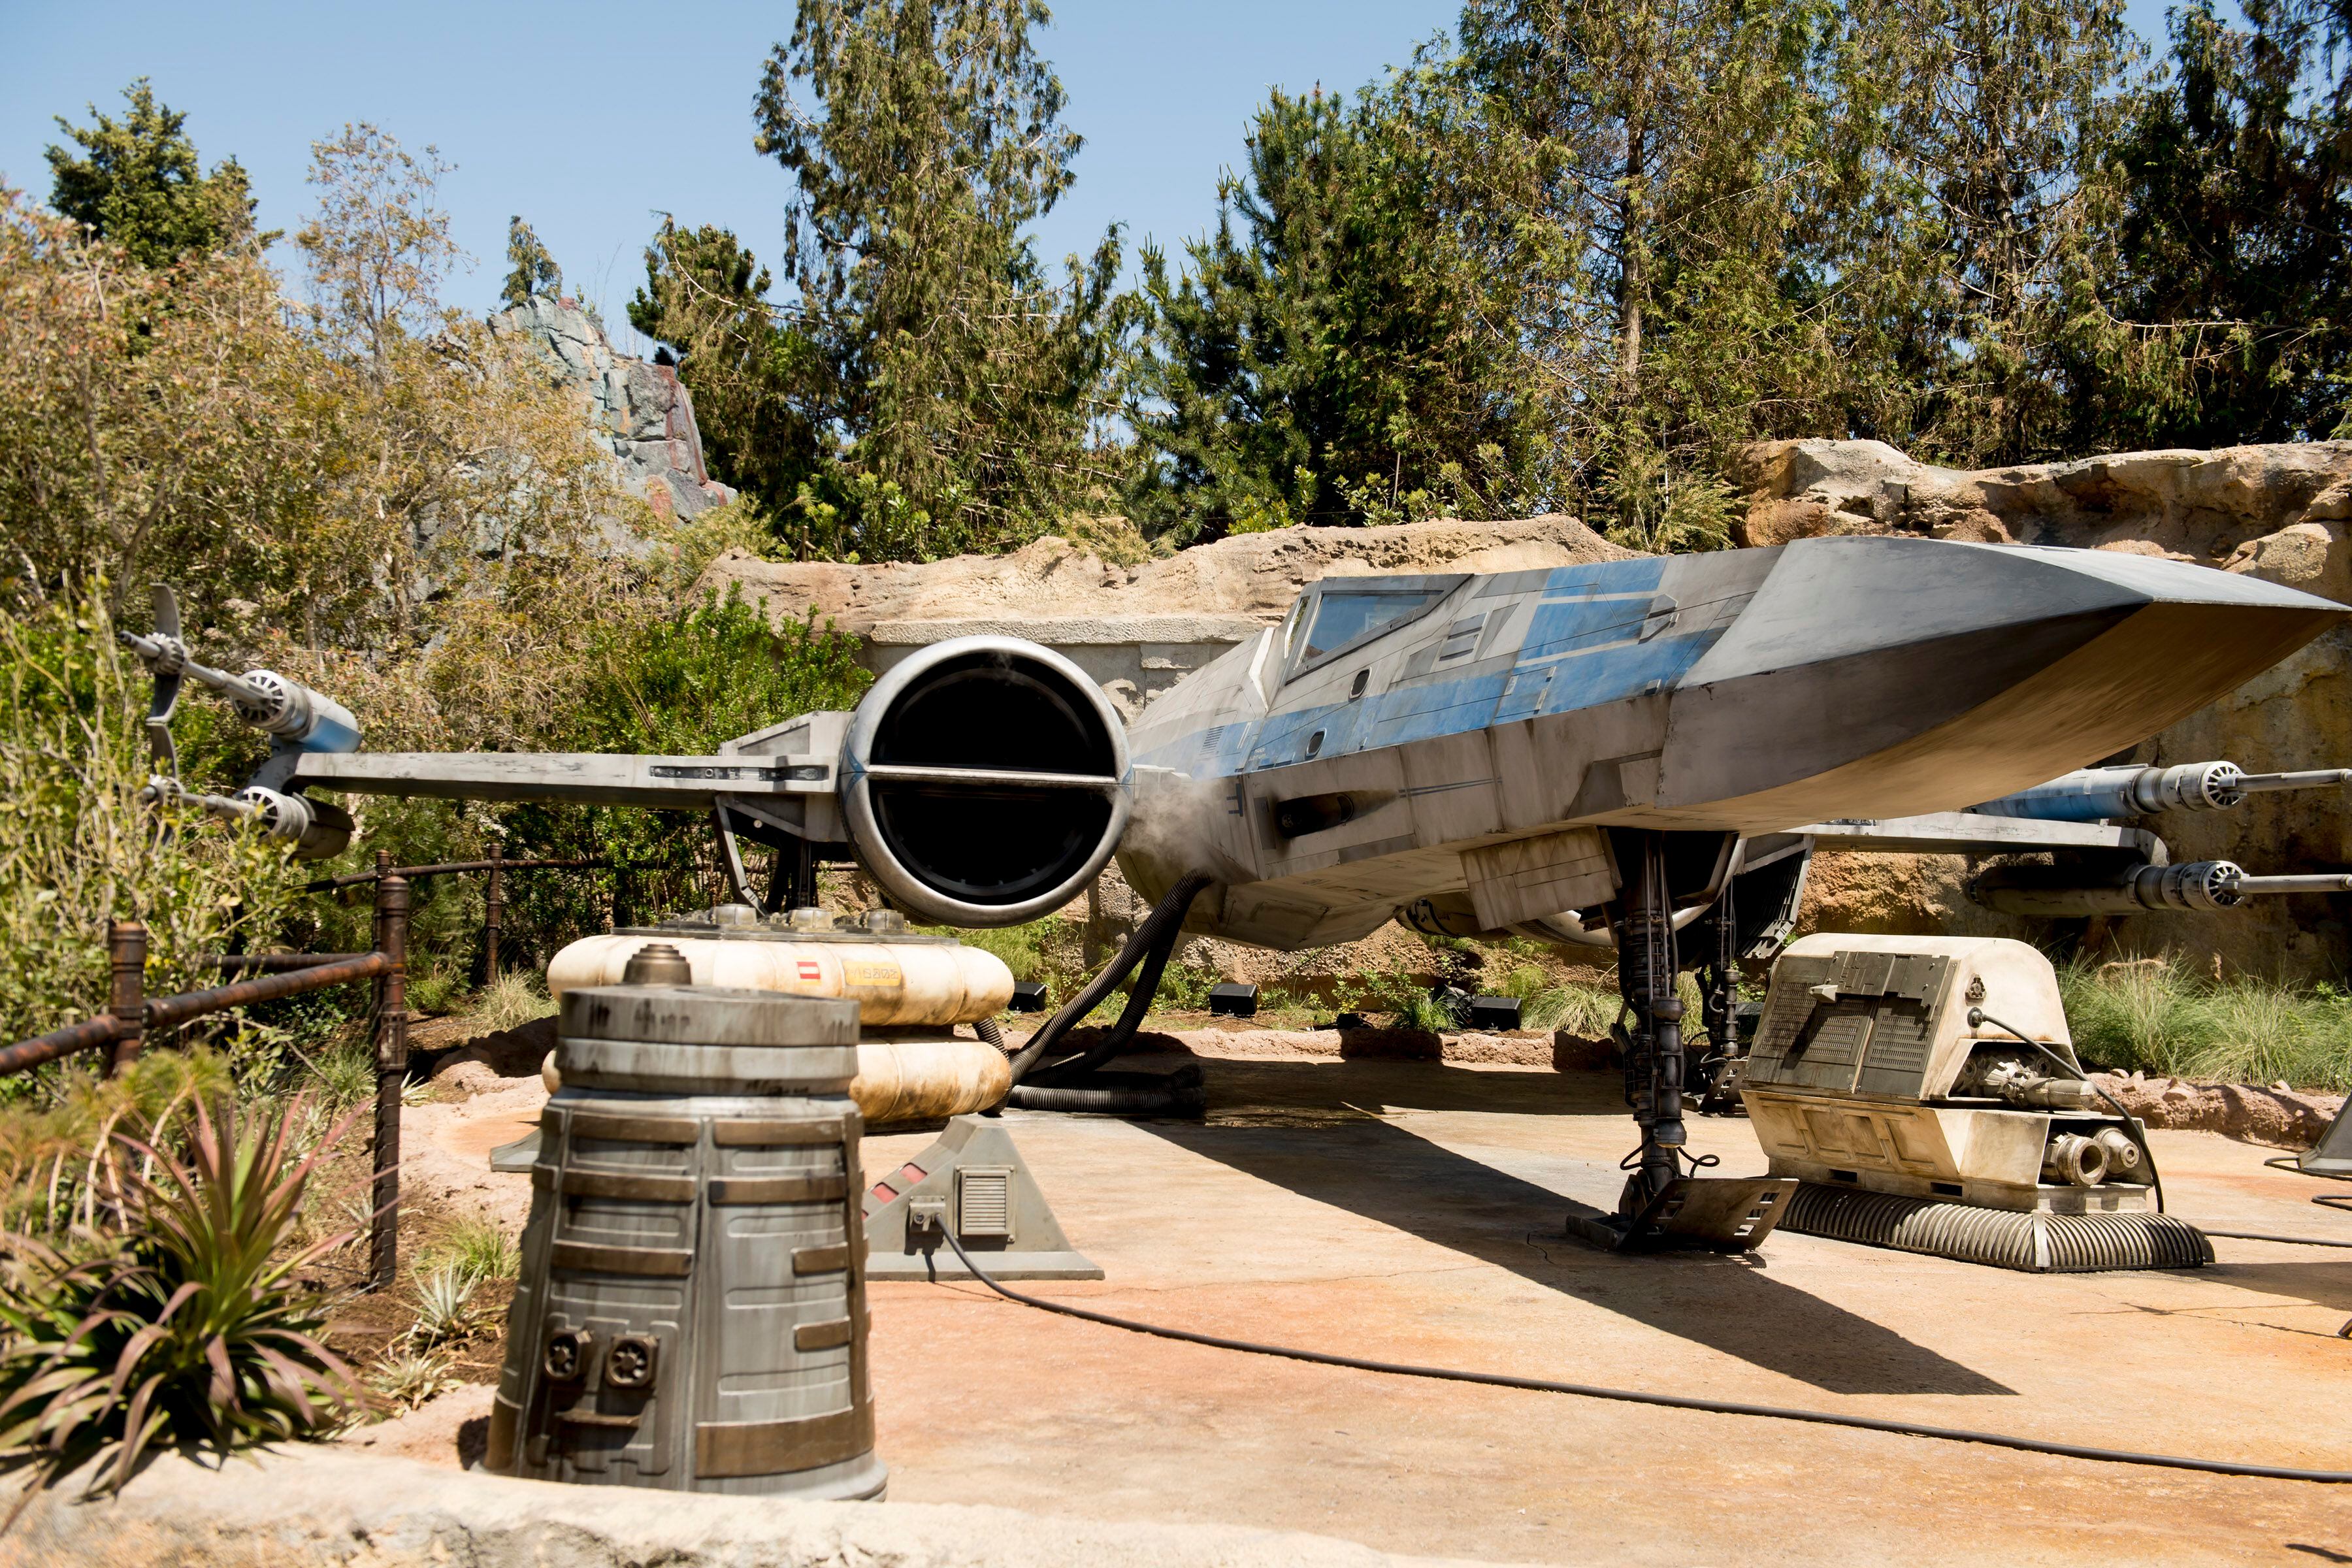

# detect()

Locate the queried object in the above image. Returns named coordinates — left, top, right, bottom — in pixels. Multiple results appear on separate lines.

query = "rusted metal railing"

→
left=301, top=847, right=670, bottom=986
left=370, top=849, right=408, bottom=1290
left=0, top=867, right=414, bottom=1290
left=301, top=851, right=607, bottom=892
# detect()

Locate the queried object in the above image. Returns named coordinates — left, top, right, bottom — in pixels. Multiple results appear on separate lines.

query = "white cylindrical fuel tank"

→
left=548, top=932, right=1013, bottom=1028
left=850, top=1036, right=1014, bottom=1126
left=546, top=927, right=1019, bottom=1124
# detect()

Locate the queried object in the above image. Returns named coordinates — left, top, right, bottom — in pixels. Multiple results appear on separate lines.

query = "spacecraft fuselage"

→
left=284, top=534, right=2345, bottom=947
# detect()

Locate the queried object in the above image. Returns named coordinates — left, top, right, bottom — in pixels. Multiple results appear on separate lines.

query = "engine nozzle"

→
left=841, top=636, right=1131, bottom=926
left=121, top=630, right=360, bottom=755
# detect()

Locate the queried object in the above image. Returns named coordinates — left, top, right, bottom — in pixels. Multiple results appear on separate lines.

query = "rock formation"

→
left=703, top=512, right=1627, bottom=716
left=492, top=295, right=736, bottom=523
left=1738, top=438, right=2352, bottom=981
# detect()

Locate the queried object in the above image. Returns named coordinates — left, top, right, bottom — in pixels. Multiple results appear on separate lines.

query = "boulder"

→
left=2089, top=1071, right=2344, bottom=1151
left=707, top=513, right=1627, bottom=634
left=1733, top=438, right=2352, bottom=559
left=1742, top=439, right=2352, bottom=983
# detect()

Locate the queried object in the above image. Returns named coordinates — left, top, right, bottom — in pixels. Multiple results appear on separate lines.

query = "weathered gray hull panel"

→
left=1121, top=536, right=2345, bottom=946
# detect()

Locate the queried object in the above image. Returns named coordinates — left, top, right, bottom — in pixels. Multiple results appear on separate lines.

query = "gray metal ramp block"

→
left=863, top=1115, right=1103, bottom=1281
left=488, top=1128, right=542, bottom=1173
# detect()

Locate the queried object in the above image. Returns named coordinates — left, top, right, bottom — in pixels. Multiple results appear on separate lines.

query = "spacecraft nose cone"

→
left=1658, top=536, right=2345, bottom=829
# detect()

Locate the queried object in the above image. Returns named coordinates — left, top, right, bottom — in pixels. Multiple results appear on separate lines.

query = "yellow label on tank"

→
left=842, top=958, right=903, bottom=990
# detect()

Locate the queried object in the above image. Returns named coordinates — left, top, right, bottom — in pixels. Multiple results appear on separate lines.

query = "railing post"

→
left=106, top=921, right=146, bottom=1075
left=483, top=841, right=504, bottom=986
left=369, top=872, right=409, bottom=1292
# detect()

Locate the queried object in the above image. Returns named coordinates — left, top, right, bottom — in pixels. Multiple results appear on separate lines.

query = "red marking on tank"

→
left=898, top=1163, right=927, bottom=1185
left=870, top=1182, right=898, bottom=1201
left=797, top=960, right=821, bottom=982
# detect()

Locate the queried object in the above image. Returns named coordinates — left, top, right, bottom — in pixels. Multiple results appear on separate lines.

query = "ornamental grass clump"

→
left=0, top=1092, right=360, bottom=1493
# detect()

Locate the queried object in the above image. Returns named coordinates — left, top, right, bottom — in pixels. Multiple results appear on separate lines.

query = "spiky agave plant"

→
left=0, top=1093, right=361, bottom=1492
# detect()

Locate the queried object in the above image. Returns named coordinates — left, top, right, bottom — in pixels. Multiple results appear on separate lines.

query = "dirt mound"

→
left=702, top=512, right=1629, bottom=637
left=2091, top=1071, right=2344, bottom=1150
left=421, top=1015, right=555, bottom=1092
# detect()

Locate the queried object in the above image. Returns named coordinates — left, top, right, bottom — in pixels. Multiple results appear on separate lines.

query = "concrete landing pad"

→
left=860, top=1049, right=2352, bottom=1567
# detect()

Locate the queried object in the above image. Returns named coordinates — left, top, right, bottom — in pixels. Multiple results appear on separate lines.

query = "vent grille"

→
left=956, top=1169, right=1013, bottom=1239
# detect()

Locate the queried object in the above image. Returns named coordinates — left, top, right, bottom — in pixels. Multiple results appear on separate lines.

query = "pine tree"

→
left=1456, top=0, right=1829, bottom=543
left=1819, top=0, right=2141, bottom=464
left=627, top=218, right=825, bottom=510
left=2084, top=0, right=2352, bottom=444
left=501, top=215, right=563, bottom=306
left=46, top=79, right=257, bottom=267
left=753, top=0, right=1124, bottom=561
left=1128, top=80, right=1539, bottom=540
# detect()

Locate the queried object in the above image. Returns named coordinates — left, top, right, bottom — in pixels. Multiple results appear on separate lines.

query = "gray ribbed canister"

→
left=487, top=976, right=885, bottom=1498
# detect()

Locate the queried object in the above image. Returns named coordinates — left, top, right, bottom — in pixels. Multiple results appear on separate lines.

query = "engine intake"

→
left=841, top=637, right=1130, bottom=926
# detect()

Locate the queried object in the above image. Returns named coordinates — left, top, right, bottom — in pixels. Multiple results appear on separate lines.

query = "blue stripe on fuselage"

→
left=1137, top=557, right=1725, bottom=779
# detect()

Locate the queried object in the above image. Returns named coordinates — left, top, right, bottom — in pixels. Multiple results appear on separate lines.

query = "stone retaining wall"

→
left=3, top=1446, right=1510, bottom=1568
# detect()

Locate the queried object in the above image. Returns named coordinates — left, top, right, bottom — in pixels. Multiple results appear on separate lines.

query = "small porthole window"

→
left=1350, top=670, right=1369, bottom=698
left=1305, top=730, right=1326, bottom=759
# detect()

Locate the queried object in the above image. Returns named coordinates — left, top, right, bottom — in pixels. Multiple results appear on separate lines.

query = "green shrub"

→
left=407, top=1264, right=479, bottom=1345
left=466, top=972, right=556, bottom=1036
left=423, top=1217, right=518, bottom=1284
left=936, top=917, right=1060, bottom=982
left=1491, top=964, right=1622, bottom=1036
left=497, top=590, right=872, bottom=941
left=2059, top=956, right=2352, bottom=1090
left=367, top=1347, right=463, bottom=1414
left=0, top=1093, right=359, bottom=1492
left=405, top=968, right=461, bottom=1017
left=1147, top=962, right=1221, bottom=1013
left=1397, top=992, right=1458, bottom=1032
left=286, top=1033, right=376, bottom=1111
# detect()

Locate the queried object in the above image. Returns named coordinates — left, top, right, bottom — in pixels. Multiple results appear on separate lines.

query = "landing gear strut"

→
left=1561, top=829, right=1795, bottom=1255
left=1616, top=827, right=1689, bottom=1216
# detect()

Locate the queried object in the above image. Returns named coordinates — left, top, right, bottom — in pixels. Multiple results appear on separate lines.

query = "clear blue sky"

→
left=1, top=0, right=2192, bottom=351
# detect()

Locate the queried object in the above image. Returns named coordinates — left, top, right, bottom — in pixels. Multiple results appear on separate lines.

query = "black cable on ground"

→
left=2197, top=1228, right=2352, bottom=1249
left=936, top=1228, right=2351, bottom=1484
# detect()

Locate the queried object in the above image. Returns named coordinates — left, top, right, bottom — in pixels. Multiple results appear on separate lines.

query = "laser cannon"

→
left=1972, top=859, right=2352, bottom=918
left=1968, top=759, right=2351, bottom=823
left=122, top=585, right=359, bottom=858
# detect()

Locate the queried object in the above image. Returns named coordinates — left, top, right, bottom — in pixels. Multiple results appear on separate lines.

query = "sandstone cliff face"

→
left=701, top=512, right=1629, bottom=636
left=1739, top=439, right=2352, bottom=981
